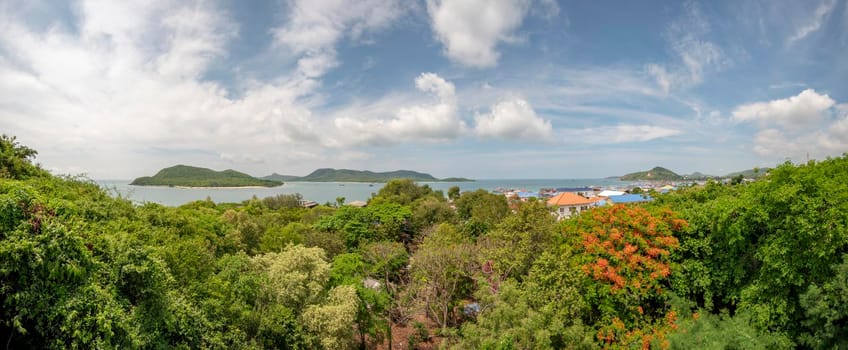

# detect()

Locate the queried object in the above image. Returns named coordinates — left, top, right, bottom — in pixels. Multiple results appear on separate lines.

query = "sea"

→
left=96, top=179, right=634, bottom=207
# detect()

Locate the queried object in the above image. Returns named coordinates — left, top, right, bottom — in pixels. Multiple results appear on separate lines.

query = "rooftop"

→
left=547, top=192, right=596, bottom=206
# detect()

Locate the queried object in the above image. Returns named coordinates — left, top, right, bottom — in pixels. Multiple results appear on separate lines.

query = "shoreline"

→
left=129, top=184, right=282, bottom=190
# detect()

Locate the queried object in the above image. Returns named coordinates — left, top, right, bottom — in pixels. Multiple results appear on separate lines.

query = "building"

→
left=597, top=190, right=625, bottom=197
left=555, top=187, right=596, bottom=197
left=607, top=194, right=653, bottom=204
left=547, top=192, right=597, bottom=220
left=347, top=200, right=368, bottom=208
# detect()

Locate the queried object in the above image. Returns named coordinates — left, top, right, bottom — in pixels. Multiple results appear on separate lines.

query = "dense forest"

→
left=2, top=134, right=847, bottom=349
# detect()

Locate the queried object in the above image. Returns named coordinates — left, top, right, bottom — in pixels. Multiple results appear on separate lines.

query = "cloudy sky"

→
left=1, top=0, right=846, bottom=179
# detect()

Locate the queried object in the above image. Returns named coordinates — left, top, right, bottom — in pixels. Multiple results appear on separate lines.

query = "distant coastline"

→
left=263, top=168, right=473, bottom=183
left=129, top=184, right=280, bottom=189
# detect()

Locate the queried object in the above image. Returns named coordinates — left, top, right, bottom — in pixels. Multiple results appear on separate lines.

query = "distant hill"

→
left=262, top=173, right=300, bottom=182
left=620, top=166, right=683, bottom=181
left=131, top=165, right=282, bottom=187
left=683, top=172, right=715, bottom=180
left=725, top=167, right=770, bottom=179
left=265, top=168, right=473, bottom=182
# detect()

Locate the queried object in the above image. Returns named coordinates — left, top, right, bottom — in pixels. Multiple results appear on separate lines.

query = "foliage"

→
left=798, top=254, right=848, bottom=348
left=0, top=134, right=46, bottom=179
left=564, top=204, right=686, bottom=347
left=261, top=193, right=304, bottom=209
left=409, top=223, right=477, bottom=330
left=655, top=157, right=848, bottom=337
left=371, top=178, right=438, bottom=206
left=4, top=137, right=848, bottom=348
left=454, top=189, right=509, bottom=236
left=479, top=201, right=557, bottom=281
left=447, top=186, right=461, bottom=201
left=665, top=309, right=792, bottom=349
left=456, top=250, right=594, bottom=349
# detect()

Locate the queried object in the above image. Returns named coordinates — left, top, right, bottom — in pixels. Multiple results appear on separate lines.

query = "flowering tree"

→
left=565, top=204, right=686, bottom=348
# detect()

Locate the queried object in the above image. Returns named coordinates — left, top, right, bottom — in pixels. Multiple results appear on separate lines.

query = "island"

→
left=131, top=165, right=282, bottom=187
left=619, top=166, right=683, bottom=181
left=724, top=167, right=770, bottom=179
left=262, top=168, right=474, bottom=183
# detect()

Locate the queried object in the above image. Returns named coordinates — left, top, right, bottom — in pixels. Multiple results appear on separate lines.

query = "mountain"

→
left=619, top=166, right=683, bottom=181
left=262, top=173, right=300, bottom=181
left=131, top=165, right=282, bottom=187
left=724, top=167, right=770, bottom=179
left=683, top=172, right=714, bottom=180
left=266, top=168, right=474, bottom=182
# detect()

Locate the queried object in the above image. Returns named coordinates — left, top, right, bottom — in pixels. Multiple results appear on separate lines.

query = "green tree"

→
left=457, top=249, right=593, bottom=349
left=261, top=193, right=303, bottom=209
left=260, top=222, right=309, bottom=253
left=799, top=254, right=848, bottom=348
left=448, top=186, right=461, bottom=201
left=455, top=189, right=509, bottom=236
left=0, top=134, right=45, bottom=179
left=371, top=179, right=435, bottom=206
left=479, top=201, right=557, bottom=280
left=253, top=245, right=330, bottom=312
left=411, top=196, right=456, bottom=234
left=303, top=285, right=359, bottom=349
left=410, top=224, right=477, bottom=330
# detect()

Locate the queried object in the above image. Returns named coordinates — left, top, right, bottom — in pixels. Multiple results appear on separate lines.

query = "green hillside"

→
left=683, top=172, right=715, bottom=180
left=131, top=165, right=282, bottom=187
left=620, top=166, right=683, bottom=181
left=724, top=167, right=770, bottom=179
left=270, top=168, right=473, bottom=182
left=262, top=173, right=300, bottom=182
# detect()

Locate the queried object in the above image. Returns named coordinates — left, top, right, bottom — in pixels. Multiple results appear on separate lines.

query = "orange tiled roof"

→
left=547, top=192, right=596, bottom=206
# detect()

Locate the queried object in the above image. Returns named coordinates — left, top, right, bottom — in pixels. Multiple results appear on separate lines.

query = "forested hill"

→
left=263, top=168, right=474, bottom=182
left=724, top=167, right=771, bottom=179
left=619, top=166, right=683, bottom=181
left=131, top=165, right=282, bottom=187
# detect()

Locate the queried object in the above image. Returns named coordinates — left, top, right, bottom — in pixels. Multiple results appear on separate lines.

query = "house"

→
left=607, top=194, right=653, bottom=204
left=347, top=200, right=368, bottom=208
left=555, top=187, right=596, bottom=197
left=547, top=192, right=597, bottom=220
left=516, top=191, right=540, bottom=201
left=298, top=200, right=319, bottom=208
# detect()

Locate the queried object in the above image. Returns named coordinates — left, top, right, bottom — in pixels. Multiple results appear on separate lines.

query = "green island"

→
left=619, top=166, right=771, bottom=181
left=263, top=168, right=474, bottom=182
left=131, top=165, right=282, bottom=187
left=619, top=166, right=683, bottom=181
left=3, top=135, right=848, bottom=349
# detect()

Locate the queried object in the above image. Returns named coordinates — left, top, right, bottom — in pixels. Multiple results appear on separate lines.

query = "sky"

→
left=1, top=0, right=847, bottom=179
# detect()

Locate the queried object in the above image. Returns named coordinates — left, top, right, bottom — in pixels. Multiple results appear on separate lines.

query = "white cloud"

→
left=333, top=72, right=466, bottom=145
left=561, top=125, right=682, bottom=144
left=0, top=0, right=339, bottom=178
left=732, top=89, right=835, bottom=128
left=273, top=0, right=406, bottom=77
left=733, top=90, right=848, bottom=159
left=474, top=99, right=553, bottom=141
left=647, top=2, right=729, bottom=93
left=426, top=0, right=530, bottom=68
left=787, top=0, right=837, bottom=44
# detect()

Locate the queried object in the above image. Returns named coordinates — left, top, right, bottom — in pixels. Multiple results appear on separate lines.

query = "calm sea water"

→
left=96, top=179, right=633, bottom=207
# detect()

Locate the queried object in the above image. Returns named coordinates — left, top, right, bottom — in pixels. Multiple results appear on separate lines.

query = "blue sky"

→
left=1, top=0, right=846, bottom=179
